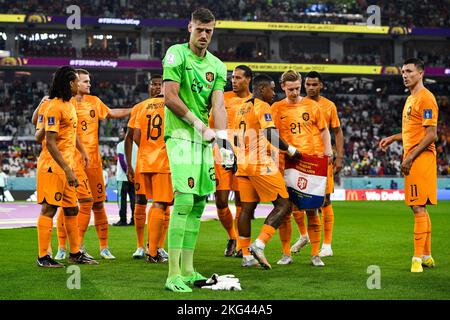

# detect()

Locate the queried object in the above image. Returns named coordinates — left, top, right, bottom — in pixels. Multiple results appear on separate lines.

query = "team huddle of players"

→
left=32, top=65, right=343, bottom=269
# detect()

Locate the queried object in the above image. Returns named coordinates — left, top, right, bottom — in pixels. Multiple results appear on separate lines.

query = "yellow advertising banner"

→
left=216, top=20, right=389, bottom=34
left=225, top=62, right=383, bottom=74
left=0, top=14, right=26, bottom=23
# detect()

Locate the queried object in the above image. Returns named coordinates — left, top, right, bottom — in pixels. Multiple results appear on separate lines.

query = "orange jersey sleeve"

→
left=94, top=96, right=111, bottom=120
left=127, top=104, right=140, bottom=129
left=134, top=96, right=170, bottom=173
left=43, top=99, right=78, bottom=174
left=402, top=88, right=438, bottom=156
left=317, top=96, right=341, bottom=129
left=209, top=91, right=250, bottom=130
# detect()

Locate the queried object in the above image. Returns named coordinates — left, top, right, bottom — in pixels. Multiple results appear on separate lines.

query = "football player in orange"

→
left=55, top=69, right=132, bottom=260
left=380, top=58, right=438, bottom=273
left=128, top=75, right=173, bottom=263
left=234, top=74, right=301, bottom=269
left=303, top=71, right=344, bottom=258
left=125, top=74, right=172, bottom=262
left=36, top=66, right=97, bottom=267
left=272, top=70, right=333, bottom=267
left=209, top=65, right=252, bottom=257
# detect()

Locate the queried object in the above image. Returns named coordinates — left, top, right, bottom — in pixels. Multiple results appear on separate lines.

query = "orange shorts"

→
left=37, top=170, right=78, bottom=208
left=237, top=171, right=288, bottom=203
left=215, top=162, right=239, bottom=191
left=135, top=171, right=174, bottom=203
left=74, top=167, right=92, bottom=200
left=85, top=166, right=106, bottom=203
left=325, top=162, right=334, bottom=195
left=404, top=150, right=437, bottom=206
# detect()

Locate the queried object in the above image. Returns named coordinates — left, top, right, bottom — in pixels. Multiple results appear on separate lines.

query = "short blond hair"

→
left=280, top=69, right=301, bottom=83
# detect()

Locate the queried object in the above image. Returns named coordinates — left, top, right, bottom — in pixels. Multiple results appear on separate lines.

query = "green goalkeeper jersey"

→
left=162, top=43, right=227, bottom=143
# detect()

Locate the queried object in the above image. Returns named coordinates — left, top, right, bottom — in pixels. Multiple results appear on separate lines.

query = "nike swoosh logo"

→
left=186, top=67, right=192, bottom=70
left=280, top=116, right=287, bottom=119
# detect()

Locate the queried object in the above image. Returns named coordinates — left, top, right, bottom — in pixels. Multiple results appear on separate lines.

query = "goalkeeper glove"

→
left=216, top=130, right=236, bottom=171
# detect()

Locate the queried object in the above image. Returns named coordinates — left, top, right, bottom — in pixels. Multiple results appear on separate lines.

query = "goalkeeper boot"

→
left=277, top=254, right=293, bottom=265
left=182, top=270, right=207, bottom=286
left=54, top=248, right=67, bottom=261
left=422, top=256, right=435, bottom=268
left=319, top=244, right=333, bottom=258
left=165, top=275, right=192, bottom=293
left=224, top=239, right=237, bottom=257
left=290, top=235, right=310, bottom=254
left=311, top=255, right=325, bottom=267
left=411, top=257, right=423, bottom=273
left=241, top=255, right=258, bottom=267
left=132, top=247, right=145, bottom=259
left=249, top=243, right=271, bottom=270
left=100, top=248, right=116, bottom=260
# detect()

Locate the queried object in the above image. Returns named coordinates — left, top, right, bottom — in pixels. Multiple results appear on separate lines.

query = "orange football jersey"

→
left=36, top=100, right=52, bottom=171
left=272, top=97, right=327, bottom=155
left=402, top=87, right=438, bottom=156
left=71, top=95, right=110, bottom=168
left=133, top=95, right=170, bottom=173
left=234, top=97, right=278, bottom=176
left=41, top=98, right=78, bottom=174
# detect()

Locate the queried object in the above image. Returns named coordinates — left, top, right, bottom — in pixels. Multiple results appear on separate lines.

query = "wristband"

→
left=287, top=145, right=297, bottom=157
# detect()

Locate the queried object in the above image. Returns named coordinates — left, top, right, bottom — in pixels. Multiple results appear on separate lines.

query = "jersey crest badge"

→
left=302, top=112, right=310, bottom=121
left=206, top=72, right=215, bottom=82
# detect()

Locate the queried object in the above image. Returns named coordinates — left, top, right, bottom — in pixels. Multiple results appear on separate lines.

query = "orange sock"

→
left=257, top=224, right=276, bottom=245
left=414, top=212, right=428, bottom=258
left=77, top=202, right=92, bottom=245
left=56, top=209, right=67, bottom=249
left=64, top=215, right=80, bottom=254
left=307, top=214, right=322, bottom=257
left=218, top=207, right=236, bottom=240
left=424, top=211, right=432, bottom=256
left=278, top=213, right=292, bottom=255
left=240, top=237, right=251, bottom=256
left=93, top=206, right=109, bottom=249
left=148, top=207, right=165, bottom=257
left=235, top=205, right=242, bottom=251
left=37, top=215, right=53, bottom=258
left=134, top=204, right=147, bottom=248
left=293, top=209, right=307, bottom=237
left=322, top=204, right=334, bottom=245
left=158, top=207, right=170, bottom=248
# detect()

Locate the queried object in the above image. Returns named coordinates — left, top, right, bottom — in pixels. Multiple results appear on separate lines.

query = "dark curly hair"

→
left=49, top=66, right=78, bottom=102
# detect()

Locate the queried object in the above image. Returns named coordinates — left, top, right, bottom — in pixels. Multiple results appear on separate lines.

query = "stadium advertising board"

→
left=345, top=189, right=405, bottom=201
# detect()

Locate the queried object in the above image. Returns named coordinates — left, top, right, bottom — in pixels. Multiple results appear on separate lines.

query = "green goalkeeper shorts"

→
left=166, top=138, right=216, bottom=196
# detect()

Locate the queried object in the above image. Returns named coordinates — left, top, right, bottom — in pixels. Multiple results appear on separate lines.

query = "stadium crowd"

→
left=0, top=76, right=448, bottom=179
left=1, top=0, right=448, bottom=27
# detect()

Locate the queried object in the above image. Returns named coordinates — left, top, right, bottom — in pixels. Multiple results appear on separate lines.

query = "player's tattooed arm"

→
left=46, top=131, right=78, bottom=187
left=107, top=108, right=132, bottom=119
left=76, top=135, right=89, bottom=168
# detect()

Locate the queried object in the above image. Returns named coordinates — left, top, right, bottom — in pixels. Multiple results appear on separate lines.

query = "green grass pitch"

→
left=0, top=201, right=449, bottom=300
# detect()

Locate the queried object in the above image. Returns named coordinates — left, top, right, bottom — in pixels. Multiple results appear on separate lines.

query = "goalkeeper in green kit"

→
left=162, top=8, right=234, bottom=292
